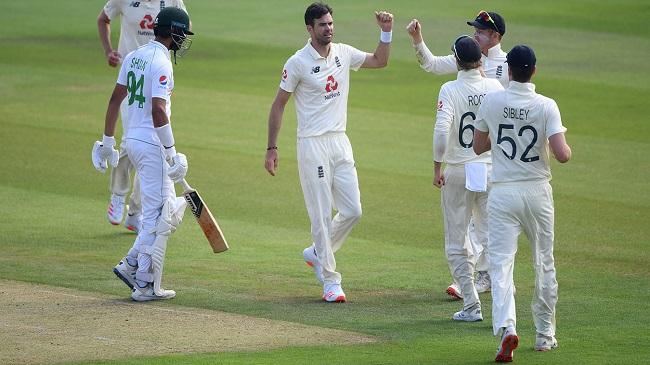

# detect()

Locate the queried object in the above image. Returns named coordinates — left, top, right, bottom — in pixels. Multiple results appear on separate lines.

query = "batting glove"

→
left=92, top=135, right=119, bottom=173
left=167, top=153, right=188, bottom=183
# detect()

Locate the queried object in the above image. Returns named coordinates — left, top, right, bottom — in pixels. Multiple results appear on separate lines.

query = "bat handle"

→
left=179, top=178, right=194, bottom=192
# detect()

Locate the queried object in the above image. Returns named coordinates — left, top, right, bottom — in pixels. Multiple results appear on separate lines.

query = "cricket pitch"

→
left=0, top=280, right=376, bottom=364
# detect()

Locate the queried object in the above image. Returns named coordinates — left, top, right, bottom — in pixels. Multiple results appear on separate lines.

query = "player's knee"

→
left=343, top=206, right=362, bottom=222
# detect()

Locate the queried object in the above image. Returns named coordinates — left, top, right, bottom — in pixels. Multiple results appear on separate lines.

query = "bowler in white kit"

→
left=264, top=2, right=393, bottom=302
left=473, top=45, right=572, bottom=362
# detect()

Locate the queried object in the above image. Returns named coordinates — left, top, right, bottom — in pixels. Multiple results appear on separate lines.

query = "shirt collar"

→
left=457, top=68, right=483, bottom=81
left=486, top=43, right=504, bottom=59
left=305, top=39, right=331, bottom=60
left=508, top=80, right=536, bottom=94
left=150, top=40, right=171, bottom=60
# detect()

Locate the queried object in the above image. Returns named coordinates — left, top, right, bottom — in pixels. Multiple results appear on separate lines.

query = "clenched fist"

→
left=375, top=11, right=393, bottom=32
left=406, top=19, right=423, bottom=44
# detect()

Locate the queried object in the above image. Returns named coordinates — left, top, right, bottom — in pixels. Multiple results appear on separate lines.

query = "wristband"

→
left=102, top=134, right=116, bottom=148
left=267, top=146, right=278, bottom=151
left=155, top=123, right=175, bottom=149
left=380, top=30, right=392, bottom=43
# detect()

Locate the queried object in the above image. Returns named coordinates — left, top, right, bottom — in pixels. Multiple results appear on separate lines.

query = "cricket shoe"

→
left=131, top=284, right=176, bottom=302
left=323, top=283, right=346, bottom=303
left=123, top=211, right=142, bottom=233
left=452, top=305, right=483, bottom=322
left=446, top=283, right=463, bottom=300
left=475, top=271, right=491, bottom=293
left=534, top=334, right=558, bottom=352
left=107, top=195, right=125, bottom=225
left=113, top=257, right=138, bottom=289
left=303, top=245, right=324, bottom=284
left=495, top=327, right=519, bottom=362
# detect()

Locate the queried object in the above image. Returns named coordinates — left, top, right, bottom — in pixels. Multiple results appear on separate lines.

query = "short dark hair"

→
left=305, top=2, right=332, bottom=26
left=510, top=66, right=535, bottom=83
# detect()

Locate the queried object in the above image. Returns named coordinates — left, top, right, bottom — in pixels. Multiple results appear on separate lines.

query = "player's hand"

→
left=92, top=136, right=119, bottom=173
left=433, top=170, right=445, bottom=188
left=375, top=11, right=393, bottom=32
left=406, top=19, right=423, bottom=44
left=106, top=50, right=121, bottom=67
left=265, top=148, right=278, bottom=176
left=167, top=153, right=188, bottom=183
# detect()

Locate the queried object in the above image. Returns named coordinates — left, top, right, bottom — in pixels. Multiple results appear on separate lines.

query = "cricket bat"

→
left=180, top=179, right=229, bottom=253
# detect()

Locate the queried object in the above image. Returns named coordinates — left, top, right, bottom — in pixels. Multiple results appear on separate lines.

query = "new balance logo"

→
left=317, top=166, right=324, bottom=178
left=311, top=66, right=320, bottom=74
left=130, top=1, right=141, bottom=7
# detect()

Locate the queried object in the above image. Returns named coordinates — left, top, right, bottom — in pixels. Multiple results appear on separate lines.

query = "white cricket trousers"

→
left=488, top=181, right=557, bottom=337
left=124, top=138, right=175, bottom=280
left=109, top=100, right=141, bottom=215
left=441, top=164, right=489, bottom=310
left=297, top=132, right=362, bottom=285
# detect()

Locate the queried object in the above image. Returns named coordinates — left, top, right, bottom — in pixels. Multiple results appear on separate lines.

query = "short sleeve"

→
left=279, top=56, right=300, bottom=93
left=475, top=96, right=490, bottom=132
left=103, top=0, right=120, bottom=21
left=116, top=60, right=128, bottom=86
left=545, top=99, right=567, bottom=137
left=345, top=44, right=367, bottom=71
left=151, top=61, right=173, bottom=101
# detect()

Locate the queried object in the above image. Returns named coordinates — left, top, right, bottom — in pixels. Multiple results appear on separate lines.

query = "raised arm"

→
left=265, top=88, right=292, bottom=176
left=361, top=11, right=393, bottom=69
left=406, top=19, right=457, bottom=75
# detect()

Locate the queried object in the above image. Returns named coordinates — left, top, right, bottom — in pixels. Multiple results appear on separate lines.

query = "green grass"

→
left=1, top=1, right=649, bottom=364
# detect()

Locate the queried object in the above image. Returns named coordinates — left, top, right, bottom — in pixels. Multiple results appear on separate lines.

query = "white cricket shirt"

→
left=117, top=40, right=173, bottom=145
left=475, top=81, right=567, bottom=183
left=434, top=69, right=503, bottom=164
left=414, top=42, right=510, bottom=87
left=280, top=40, right=367, bottom=138
left=103, top=0, right=187, bottom=58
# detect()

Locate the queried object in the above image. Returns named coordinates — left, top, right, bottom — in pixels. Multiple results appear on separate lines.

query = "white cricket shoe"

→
left=475, top=271, right=491, bottom=293
left=131, top=284, right=176, bottom=302
left=495, top=327, right=519, bottom=362
left=446, top=283, right=463, bottom=300
left=123, top=212, right=142, bottom=233
left=113, top=257, right=137, bottom=289
left=303, top=245, right=324, bottom=284
left=322, top=283, right=346, bottom=303
left=534, top=334, right=558, bottom=351
left=452, top=305, right=483, bottom=322
left=107, top=195, right=125, bottom=225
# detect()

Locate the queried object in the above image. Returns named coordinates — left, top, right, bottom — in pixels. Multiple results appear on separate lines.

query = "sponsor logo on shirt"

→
left=130, top=1, right=141, bottom=7
left=335, top=56, right=341, bottom=68
left=160, top=1, right=165, bottom=10
left=281, top=69, right=288, bottom=82
left=140, top=15, right=154, bottom=30
left=317, top=166, right=324, bottom=178
left=496, top=65, right=503, bottom=78
left=437, top=100, right=443, bottom=111
left=311, top=66, right=320, bottom=74
left=159, top=75, right=168, bottom=86
left=324, top=75, right=340, bottom=100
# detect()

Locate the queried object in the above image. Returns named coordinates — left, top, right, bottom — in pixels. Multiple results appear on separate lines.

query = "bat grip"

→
left=179, top=178, right=193, bottom=192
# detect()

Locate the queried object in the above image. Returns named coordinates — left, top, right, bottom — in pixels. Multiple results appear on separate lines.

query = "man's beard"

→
left=315, top=33, right=332, bottom=46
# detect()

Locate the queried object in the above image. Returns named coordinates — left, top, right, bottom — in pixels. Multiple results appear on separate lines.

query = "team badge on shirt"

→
left=159, top=75, right=168, bottom=86
left=437, top=100, right=443, bottom=111
left=281, top=69, right=288, bottom=81
left=325, top=75, right=338, bottom=92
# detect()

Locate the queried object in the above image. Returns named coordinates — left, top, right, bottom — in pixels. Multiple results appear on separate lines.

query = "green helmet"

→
left=154, top=7, right=194, bottom=35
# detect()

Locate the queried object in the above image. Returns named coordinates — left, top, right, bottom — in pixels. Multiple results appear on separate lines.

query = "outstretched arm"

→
left=361, top=11, right=393, bottom=69
left=265, top=88, right=292, bottom=176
